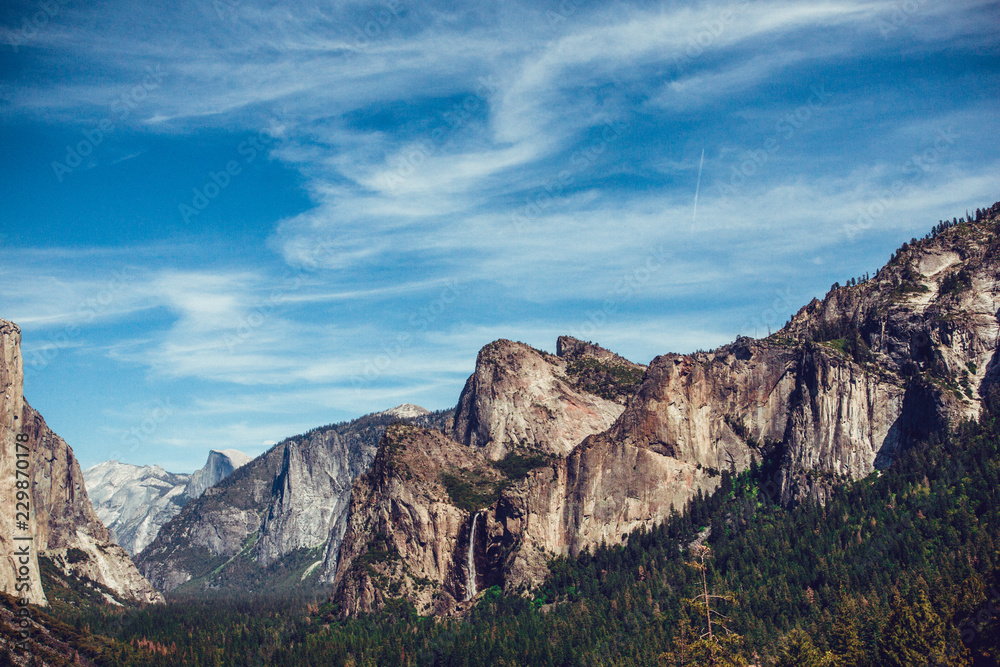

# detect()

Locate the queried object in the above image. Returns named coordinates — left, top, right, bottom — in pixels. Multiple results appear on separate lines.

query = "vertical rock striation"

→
left=1, top=319, right=162, bottom=605
left=136, top=407, right=451, bottom=595
left=83, top=448, right=250, bottom=557
left=333, top=425, right=501, bottom=616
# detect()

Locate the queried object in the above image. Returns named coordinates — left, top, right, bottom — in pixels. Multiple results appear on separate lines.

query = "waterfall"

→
left=465, top=512, right=479, bottom=600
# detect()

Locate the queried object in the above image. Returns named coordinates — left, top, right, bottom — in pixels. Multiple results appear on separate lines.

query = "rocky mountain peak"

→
left=84, top=448, right=252, bottom=556
left=379, top=403, right=431, bottom=419
left=451, top=338, right=630, bottom=460
left=556, top=335, right=633, bottom=364
left=185, top=448, right=252, bottom=500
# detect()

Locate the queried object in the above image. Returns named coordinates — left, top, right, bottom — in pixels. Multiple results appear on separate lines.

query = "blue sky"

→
left=1, top=0, right=997, bottom=472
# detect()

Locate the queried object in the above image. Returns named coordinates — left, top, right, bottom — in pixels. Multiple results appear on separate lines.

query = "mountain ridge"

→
left=83, top=447, right=251, bottom=556
left=323, top=201, right=1000, bottom=615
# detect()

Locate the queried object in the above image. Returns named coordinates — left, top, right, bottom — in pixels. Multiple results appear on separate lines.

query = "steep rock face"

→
left=772, top=214, right=1000, bottom=495
left=21, top=403, right=163, bottom=605
left=135, top=438, right=286, bottom=593
left=0, top=319, right=45, bottom=605
left=137, top=407, right=451, bottom=595
left=482, top=214, right=1000, bottom=590
left=451, top=338, right=640, bottom=460
left=333, top=425, right=500, bottom=616
left=83, top=462, right=190, bottom=555
left=84, top=449, right=250, bottom=556
left=255, top=428, right=374, bottom=573
left=347, top=209, right=1000, bottom=609
left=185, top=449, right=252, bottom=500
left=486, top=433, right=721, bottom=590
left=0, top=319, right=162, bottom=606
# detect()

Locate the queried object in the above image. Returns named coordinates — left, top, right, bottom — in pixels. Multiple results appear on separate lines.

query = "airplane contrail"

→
left=692, top=148, right=705, bottom=228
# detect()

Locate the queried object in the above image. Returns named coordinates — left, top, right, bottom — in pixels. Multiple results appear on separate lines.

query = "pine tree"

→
left=879, top=589, right=970, bottom=666
left=773, top=629, right=839, bottom=667
left=685, top=546, right=746, bottom=666
left=827, top=607, right=866, bottom=666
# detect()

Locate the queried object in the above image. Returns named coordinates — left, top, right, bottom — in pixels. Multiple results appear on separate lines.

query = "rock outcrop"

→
left=451, top=338, right=642, bottom=460
left=0, top=319, right=162, bottom=606
left=333, top=424, right=501, bottom=616
left=0, top=319, right=45, bottom=605
left=83, top=462, right=191, bottom=556
left=184, top=449, right=252, bottom=501
left=132, top=204, right=1000, bottom=617
left=473, top=212, right=1000, bottom=593
left=83, top=449, right=250, bottom=557
left=136, top=406, right=450, bottom=595
left=255, top=426, right=373, bottom=574
left=331, top=206, right=1000, bottom=613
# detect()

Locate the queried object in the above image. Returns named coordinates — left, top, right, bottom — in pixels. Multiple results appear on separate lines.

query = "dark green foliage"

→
left=940, top=268, right=973, bottom=297
left=0, top=591, right=115, bottom=665
left=62, top=407, right=1000, bottom=666
left=889, top=262, right=932, bottom=300
left=439, top=471, right=503, bottom=512
left=879, top=589, right=970, bottom=666
left=808, top=317, right=873, bottom=365
left=38, top=555, right=126, bottom=611
left=492, top=452, right=551, bottom=480
left=564, top=356, right=645, bottom=402
left=65, top=548, right=89, bottom=565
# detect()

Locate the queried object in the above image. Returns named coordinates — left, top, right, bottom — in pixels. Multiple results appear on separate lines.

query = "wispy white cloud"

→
left=3, top=0, right=996, bottom=470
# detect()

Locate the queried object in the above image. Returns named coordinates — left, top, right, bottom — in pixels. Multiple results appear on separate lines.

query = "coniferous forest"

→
left=25, top=395, right=999, bottom=666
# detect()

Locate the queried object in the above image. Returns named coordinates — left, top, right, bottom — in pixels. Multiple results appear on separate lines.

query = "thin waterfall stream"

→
left=465, top=512, right=479, bottom=600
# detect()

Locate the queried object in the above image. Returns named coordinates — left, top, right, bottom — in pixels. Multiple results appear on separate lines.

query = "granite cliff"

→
left=83, top=448, right=250, bottom=556
left=0, top=319, right=162, bottom=606
left=451, top=337, right=643, bottom=460
left=328, top=204, right=1000, bottom=614
left=135, top=406, right=451, bottom=595
left=128, top=203, right=1000, bottom=616
left=332, top=424, right=502, bottom=616
left=332, top=337, right=648, bottom=614
left=185, top=449, right=252, bottom=501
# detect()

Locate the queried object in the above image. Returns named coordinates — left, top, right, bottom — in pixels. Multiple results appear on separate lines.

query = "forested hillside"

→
left=40, top=400, right=999, bottom=666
